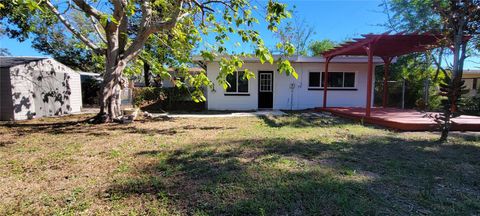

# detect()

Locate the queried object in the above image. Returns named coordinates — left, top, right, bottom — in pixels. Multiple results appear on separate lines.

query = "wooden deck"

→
left=318, top=107, right=480, bottom=131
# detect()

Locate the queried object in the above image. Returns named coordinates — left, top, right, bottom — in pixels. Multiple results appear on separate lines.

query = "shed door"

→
left=258, top=71, right=273, bottom=109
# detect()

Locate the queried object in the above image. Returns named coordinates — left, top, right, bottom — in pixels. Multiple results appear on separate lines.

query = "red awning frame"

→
left=321, top=32, right=448, bottom=117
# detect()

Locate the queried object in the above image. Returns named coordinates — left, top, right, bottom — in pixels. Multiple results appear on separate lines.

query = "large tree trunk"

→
left=98, top=60, right=125, bottom=122
left=97, top=28, right=126, bottom=123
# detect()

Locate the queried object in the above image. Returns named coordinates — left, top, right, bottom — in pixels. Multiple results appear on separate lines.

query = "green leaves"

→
left=266, top=0, right=291, bottom=32
left=278, top=59, right=298, bottom=79
left=21, top=0, right=43, bottom=12
left=255, top=46, right=273, bottom=64
left=308, top=39, right=336, bottom=56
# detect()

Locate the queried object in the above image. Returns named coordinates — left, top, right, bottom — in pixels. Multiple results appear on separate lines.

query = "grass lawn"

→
left=0, top=112, right=479, bottom=215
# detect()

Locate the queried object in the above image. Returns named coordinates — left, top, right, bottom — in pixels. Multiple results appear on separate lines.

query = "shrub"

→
left=460, top=96, right=480, bottom=115
left=133, top=87, right=205, bottom=112
left=133, top=87, right=166, bottom=107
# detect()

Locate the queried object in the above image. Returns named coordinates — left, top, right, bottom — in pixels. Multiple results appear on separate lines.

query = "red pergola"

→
left=321, top=32, right=445, bottom=117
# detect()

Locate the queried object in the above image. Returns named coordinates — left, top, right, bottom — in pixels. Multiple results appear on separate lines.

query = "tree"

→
left=2, top=0, right=296, bottom=123
left=434, top=0, right=479, bottom=141
left=274, top=9, right=315, bottom=55
left=383, top=0, right=479, bottom=141
left=308, top=39, right=336, bottom=56
left=0, top=48, right=11, bottom=56
left=31, top=11, right=104, bottom=72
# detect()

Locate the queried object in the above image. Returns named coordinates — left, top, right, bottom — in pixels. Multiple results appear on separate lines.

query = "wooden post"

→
left=365, top=44, right=373, bottom=117
left=382, top=57, right=392, bottom=108
left=323, top=57, right=331, bottom=108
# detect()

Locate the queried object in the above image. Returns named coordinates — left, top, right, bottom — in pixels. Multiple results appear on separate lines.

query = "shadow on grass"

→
left=106, top=135, right=480, bottom=215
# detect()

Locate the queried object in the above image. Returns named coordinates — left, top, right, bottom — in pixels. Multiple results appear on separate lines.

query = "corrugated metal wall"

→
left=5, top=59, right=83, bottom=120
left=9, top=65, right=36, bottom=120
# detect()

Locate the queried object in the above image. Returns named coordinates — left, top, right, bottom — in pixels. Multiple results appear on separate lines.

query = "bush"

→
left=133, top=87, right=166, bottom=107
left=133, top=87, right=205, bottom=112
left=460, top=96, right=480, bottom=116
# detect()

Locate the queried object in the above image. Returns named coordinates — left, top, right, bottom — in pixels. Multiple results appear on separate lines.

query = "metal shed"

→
left=0, top=57, right=82, bottom=120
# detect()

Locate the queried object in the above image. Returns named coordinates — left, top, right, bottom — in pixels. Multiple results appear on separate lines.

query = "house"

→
left=0, top=57, right=82, bottom=120
left=198, top=55, right=384, bottom=110
left=462, top=69, right=479, bottom=97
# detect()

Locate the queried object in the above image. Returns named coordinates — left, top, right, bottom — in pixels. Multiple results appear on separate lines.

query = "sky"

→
left=1, top=0, right=479, bottom=69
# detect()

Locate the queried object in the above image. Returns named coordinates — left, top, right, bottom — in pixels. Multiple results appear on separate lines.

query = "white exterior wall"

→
left=8, top=59, right=82, bottom=120
left=8, top=65, right=37, bottom=120
left=206, top=61, right=376, bottom=110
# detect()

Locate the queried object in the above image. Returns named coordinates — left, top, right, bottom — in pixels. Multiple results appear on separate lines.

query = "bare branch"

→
left=43, top=1, right=105, bottom=55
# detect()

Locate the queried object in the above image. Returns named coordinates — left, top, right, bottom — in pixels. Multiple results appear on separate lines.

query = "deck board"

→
left=318, top=107, right=480, bottom=131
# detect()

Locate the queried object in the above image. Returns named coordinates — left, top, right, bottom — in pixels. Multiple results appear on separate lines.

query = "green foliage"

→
left=382, top=0, right=443, bottom=32
left=133, top=86, right=203, bottom=111
left=3, top=0, right=297, bottom=111
left=308, top=39, right=336, bottom=56
left=133, top=87, right=167, bottom=107
left=460, top=96, right=480, bottom=115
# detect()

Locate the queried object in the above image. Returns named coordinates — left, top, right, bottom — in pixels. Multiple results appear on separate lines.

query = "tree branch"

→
left=122, top=0, right=187, bottom=62
left=72, top=0, right=104, bottom=20
left=44, top=1, right=105, bottom=55
left=89, top=16, right=107, bottom=44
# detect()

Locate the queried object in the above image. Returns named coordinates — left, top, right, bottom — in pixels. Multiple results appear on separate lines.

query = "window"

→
left=308, top=72, right=356, bottom=89
left=259, top=73, right=273, bottom=92
left=226, top=71, right=248, bottom=93
left=309, top=72, right=321, bottom=87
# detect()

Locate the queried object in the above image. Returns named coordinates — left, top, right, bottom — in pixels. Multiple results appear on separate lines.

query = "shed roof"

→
left=0, top=56, right=48, bottom=68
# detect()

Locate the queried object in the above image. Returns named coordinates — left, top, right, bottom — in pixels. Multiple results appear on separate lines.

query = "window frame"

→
left=225, top=71, right=249, bottom=95
left=308, top=71, right=357, bottom=90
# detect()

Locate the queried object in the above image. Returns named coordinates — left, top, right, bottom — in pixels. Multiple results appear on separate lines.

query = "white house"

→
left=0, top=57, right=83, bottom=120
left=462, top=69, right=479, bottom=97
left=199, top=56, right=384, bottom=111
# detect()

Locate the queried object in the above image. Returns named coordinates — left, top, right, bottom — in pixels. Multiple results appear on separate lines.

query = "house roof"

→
left=167, top=67, right=205, bottom=73
left=322, top=32, right=447, bottom=58
left=464, top=69, right=480, bottom=74
left=0, top=56, right=48, bottom=68
left=193, top=55, right=385, bottom=64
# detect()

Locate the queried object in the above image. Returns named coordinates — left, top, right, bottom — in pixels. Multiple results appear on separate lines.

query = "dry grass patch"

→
left=0, top=112, right=479, bottom=215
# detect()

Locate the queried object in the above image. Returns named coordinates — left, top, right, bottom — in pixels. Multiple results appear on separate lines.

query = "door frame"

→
left=257, top=71, right=274, bottom=109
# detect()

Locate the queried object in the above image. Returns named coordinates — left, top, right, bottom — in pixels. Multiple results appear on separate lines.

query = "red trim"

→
left=322, top=57, right=331, bottom=108
left=365, top=45, right=373, bottom=117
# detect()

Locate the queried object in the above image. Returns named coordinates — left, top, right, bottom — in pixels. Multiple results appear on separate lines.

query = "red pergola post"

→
left=381, top=57, right=393, bottom=108
left=365, top=44, right=374, bottom=117
left=323, top=57, right=331, bottom=108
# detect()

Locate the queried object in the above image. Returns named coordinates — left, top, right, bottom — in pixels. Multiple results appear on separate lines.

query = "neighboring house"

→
left=0, top=57, right=82, bottom=120
left=197, top=55, right=384, bottom=110
left=462, top=69, right=479, bottom=97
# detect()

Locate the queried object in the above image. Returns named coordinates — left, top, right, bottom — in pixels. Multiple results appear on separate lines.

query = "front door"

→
left=258, top=71, right=273, bottom=109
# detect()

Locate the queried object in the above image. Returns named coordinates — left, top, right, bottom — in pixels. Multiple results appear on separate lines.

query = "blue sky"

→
left=1, top=0, right=478, bottom=69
